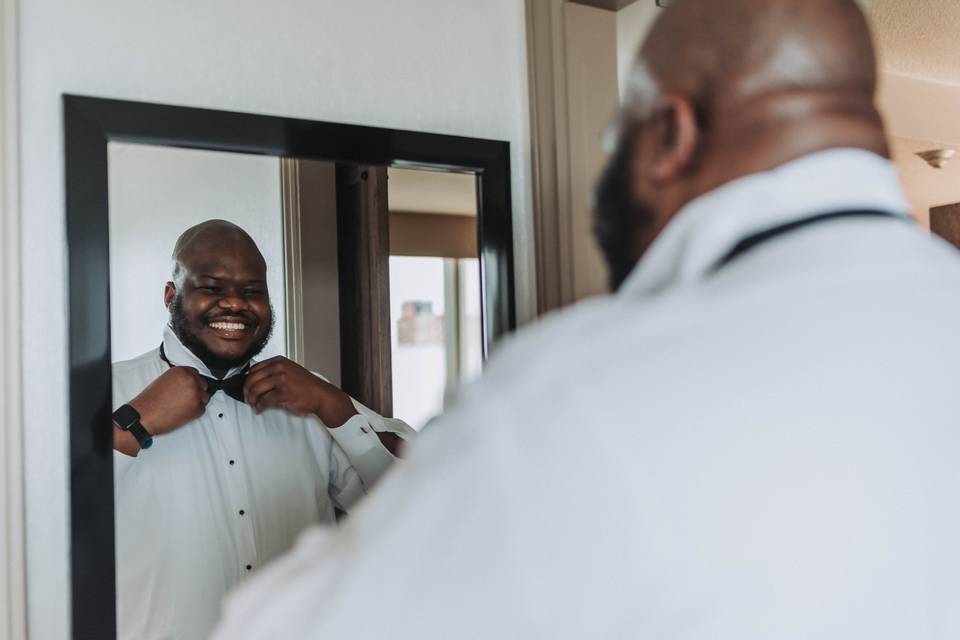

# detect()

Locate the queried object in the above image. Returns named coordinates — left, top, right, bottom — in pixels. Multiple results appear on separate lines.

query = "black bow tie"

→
left=202, top=372, right=247, bottom=403
left=159, top=344, right=249, bottom=403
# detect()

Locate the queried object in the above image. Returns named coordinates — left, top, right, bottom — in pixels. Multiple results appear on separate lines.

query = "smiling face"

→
left=164, top=223, right=274, bottom=377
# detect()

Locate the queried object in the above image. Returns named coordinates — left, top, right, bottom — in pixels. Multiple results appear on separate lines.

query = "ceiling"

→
left=871, top=0, right=960, bottom=84
left=387, top=167, right=476, bottom=216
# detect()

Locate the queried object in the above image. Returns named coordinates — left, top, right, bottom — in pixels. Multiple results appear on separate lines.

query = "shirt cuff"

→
left=326, top=414, right=396, bottom=490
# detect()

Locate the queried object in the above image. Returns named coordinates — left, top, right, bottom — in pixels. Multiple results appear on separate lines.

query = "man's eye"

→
left=244, top=289, right=265, bottom=296
left=199, top=286, right=221, bottom=293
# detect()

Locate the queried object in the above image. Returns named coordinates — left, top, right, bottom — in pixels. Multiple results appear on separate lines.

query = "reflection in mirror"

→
left=108, top=143, right=289, bottom=363
left=107, top=144, right=483, bottom=640
left=387, top=168, right=483, bottom=429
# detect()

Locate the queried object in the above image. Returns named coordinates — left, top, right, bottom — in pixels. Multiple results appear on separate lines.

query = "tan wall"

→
left=867, top=0, right=960, bottom=226
left=390, top=211, right=478, bottom=259
left=887, top=133, right=960, bottom=228
left=876, top=72, right=960, bottom=226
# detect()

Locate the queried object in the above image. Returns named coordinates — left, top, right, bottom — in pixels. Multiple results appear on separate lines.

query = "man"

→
left=111, top=220, right=413, bottom=640
left=214, top=0, right=960, bottom=637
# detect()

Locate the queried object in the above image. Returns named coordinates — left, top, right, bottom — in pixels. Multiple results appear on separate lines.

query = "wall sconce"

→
left=916, top=149, right=957, bottom=170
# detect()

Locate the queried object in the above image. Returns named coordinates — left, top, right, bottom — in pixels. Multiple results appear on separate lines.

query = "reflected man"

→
left=111, top=220, right=412, bottom=640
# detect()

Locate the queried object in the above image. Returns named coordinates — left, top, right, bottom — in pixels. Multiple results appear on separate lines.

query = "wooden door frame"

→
left=526, top=0, right=577, bottom=313
left=280, top=157, right=306, bottom=366
left=335, top=164, right=393, bottom=417
left=525, top=0, right=658, bottom=311
left=280, top=160, right=398, bottom=417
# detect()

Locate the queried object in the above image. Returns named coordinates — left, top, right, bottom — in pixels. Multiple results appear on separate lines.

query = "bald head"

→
left=633, top=0, right=878, bottom=120
left=594, top=0, right=889, bottom=290
left=164, top=220, right=273, bottom=376
left=171, top=219, right=265, bottom=285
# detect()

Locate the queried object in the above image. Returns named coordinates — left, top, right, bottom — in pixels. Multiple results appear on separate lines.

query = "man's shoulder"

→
left=112, top=348, right=164, bottom=396
left=477, top=295, right=624, bottom=391
left=113, top=346, right=161, bottom=371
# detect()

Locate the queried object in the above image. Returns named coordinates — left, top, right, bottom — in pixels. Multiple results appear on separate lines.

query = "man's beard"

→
left=169, top=293, right=275, bottom=373
left=592, top=136, right=656, bottom=292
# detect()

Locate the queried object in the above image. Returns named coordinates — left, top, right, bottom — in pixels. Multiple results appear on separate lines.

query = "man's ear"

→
left=164, top=282, right=176, bottom=309
left=647, top=96, right=699, bottom=183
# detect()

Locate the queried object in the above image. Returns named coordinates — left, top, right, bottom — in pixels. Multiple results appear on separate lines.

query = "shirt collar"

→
left=161, top=325, right=249, bottom=378
left=618, top=148, right=912, bottom=298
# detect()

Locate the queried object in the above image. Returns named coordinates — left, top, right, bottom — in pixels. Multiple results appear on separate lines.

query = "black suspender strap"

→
left=711, top=209, right=902, bottom=273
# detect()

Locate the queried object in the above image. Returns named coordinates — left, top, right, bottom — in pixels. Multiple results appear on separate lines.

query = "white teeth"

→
left=209, top=321, right=246, bottom=331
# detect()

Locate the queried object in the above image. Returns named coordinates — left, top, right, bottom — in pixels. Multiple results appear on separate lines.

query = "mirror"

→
left=65, top=96, right=514, bottom=639
left=106, top=144, right=487, bottom=639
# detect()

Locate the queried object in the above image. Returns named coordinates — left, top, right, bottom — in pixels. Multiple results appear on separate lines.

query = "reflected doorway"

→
left=387, top=168, right=483, bottom=430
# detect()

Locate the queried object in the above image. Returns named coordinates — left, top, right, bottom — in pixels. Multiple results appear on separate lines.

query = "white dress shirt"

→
left=113, top=326, right=413, bottom=640
left=214, top=149, right=960, bottom=638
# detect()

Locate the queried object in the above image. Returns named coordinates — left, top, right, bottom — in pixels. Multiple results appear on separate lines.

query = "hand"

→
left=244, top=356, right=358, bottom=427
left=128, top=366, right=211, bottom=436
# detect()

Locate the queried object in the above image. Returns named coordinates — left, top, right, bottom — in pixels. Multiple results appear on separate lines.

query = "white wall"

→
left=18, top=1, right=533, bottom=636
left=108, top=143, right=287, bottom=363
left=0, top=0, right=27, bottom=636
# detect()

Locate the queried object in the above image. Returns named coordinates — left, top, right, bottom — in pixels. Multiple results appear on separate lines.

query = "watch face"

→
left=112, top=404, right=141, bottom=430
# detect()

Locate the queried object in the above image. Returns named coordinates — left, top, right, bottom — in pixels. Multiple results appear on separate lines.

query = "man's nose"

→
left=217, top=293, right=250, bottom=311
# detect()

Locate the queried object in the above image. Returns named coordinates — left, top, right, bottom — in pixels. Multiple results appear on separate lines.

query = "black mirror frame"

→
left=64, top=94, right=515, bottom=639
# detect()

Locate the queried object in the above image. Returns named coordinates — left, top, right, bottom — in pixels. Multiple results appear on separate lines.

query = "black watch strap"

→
left=127, top=421, right=153, bottom=450
left=112, top=404, right=153, bottom=450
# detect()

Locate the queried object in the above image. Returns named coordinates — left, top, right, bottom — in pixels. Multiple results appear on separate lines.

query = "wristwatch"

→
left=112, top=404, right=153, bottom=450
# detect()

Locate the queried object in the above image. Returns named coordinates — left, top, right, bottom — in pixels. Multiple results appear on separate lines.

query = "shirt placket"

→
left=209, top=392, right=259, bottom=576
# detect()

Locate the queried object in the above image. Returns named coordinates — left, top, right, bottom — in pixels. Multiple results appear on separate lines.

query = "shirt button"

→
left=245, top=564, right=252, bottom=571
left=239, top=510, right=245, bottom=516
left=218, top=413, right=224, bottom=418
left=229, top=460, right=235, bottom=466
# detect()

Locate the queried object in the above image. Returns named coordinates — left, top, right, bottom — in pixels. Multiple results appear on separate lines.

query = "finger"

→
left=244, top=367, right=292, bottom=401
left=244, top=359, right=293, bottom=389
left=243, top=371, right=275, bottom=403
left=254, top=389, right=284, bottom=414
left=199, top=389, right=211, bottom=405
left=248, top=356, right=286, bottom=374
left=179, top=366, right=207, bottom=389
left=243, top=365, right=278, bottom=394
left=245, top=376, right=280, bottom=407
